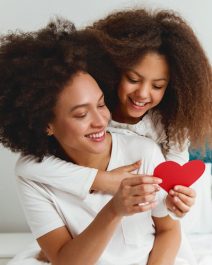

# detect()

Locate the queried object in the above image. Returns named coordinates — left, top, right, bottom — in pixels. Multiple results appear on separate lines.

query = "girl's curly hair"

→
left=88, top=9, right=212, bottom=151
left=0, top=18, right=89, bottom=160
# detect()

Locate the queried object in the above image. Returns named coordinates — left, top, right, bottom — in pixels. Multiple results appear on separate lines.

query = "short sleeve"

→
left=16, top=176, right=66, bottom=239
left=16, top=155, right=98, bottom=199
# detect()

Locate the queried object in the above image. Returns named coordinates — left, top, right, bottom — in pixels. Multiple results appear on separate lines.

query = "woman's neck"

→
left=57, top=133, right=112, bottom=171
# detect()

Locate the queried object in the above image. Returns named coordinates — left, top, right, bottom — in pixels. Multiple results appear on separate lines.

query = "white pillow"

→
left=181, top=163, right=212, bottom=234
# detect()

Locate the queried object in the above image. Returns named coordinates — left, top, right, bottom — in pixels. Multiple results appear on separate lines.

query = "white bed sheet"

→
left=7, top=234, right=212, bottom=265
left=188, top=234, right=212, bottom=265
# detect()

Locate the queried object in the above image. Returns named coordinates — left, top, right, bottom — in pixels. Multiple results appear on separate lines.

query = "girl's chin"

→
left=129, top=109, right=146, bottom=118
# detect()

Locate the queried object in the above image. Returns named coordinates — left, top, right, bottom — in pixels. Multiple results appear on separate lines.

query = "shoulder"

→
left=111, top=132, right=163, bottom=160
left=111, top=132, right=165, bottom=175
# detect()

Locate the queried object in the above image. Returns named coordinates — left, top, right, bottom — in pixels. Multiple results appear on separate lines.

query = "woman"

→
left=0, top=19, right=182, bottom=265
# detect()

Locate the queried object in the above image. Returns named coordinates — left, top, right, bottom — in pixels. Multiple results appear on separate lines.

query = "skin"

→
left=37, top=71, right=180, bottom=265
left=17, top=52, right=195, bottom=229
left=47, top=72, right=111, bottom=168
left=114, top=52, right=169, bottom=124
left=93, top=52, right=196, bottom=217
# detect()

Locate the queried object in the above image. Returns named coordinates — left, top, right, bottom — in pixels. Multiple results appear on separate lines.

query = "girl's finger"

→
left=172, top=196, right=191, bottom=213
left=172, top=186, right=196, bottom=198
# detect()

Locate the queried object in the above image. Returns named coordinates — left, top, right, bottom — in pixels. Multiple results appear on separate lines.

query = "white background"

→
left=0, top=0, right=212, bottom=232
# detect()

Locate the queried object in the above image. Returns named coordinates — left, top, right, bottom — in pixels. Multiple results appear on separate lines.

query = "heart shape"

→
left=153, top=160, right=205, bottom=192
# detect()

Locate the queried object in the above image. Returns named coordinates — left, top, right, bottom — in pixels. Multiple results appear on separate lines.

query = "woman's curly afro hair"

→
left=0, top=18, right=90, bottom=160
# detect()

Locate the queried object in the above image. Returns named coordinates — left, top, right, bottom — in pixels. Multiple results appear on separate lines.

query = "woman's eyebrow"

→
left=70, top=94, right=104, bottom=112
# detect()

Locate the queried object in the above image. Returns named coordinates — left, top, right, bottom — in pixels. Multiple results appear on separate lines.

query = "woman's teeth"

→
left=86, top=130, right=105, bottom=139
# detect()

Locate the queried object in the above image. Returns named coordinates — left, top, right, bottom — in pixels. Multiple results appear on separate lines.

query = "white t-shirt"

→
left=15, top=112, right=189, bottom=199
left=17, top=133, right=168, bottom=265
left=109, top=111, right=190, bottom=164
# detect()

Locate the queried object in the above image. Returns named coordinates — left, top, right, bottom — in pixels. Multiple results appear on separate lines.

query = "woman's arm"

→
left=37, top=202, right=121, bottom=265
left=32, top=177, right=160, bottom=265
left=147, top=216, right=181, bottom=265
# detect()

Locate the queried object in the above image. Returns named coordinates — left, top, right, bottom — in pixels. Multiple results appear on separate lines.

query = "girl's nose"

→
left=135, top=83, right=150, bottom=99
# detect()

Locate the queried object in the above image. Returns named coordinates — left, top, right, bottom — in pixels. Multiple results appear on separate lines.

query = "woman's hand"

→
left=165, top=186, right=196, bottom=217
left=110, top=176, right=162, bottom=216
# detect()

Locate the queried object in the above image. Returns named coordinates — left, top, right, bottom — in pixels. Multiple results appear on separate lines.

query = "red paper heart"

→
left=153, top=160, right=205, bottom=192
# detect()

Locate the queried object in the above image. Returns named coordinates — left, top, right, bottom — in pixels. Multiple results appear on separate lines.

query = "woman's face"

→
left=117, top=52, right=170, bottom=124
left=48, top=72, right=111, bottom=159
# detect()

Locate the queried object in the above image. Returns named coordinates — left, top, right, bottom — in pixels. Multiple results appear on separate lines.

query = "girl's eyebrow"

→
left=70, top=94, right=104, bottom=112
left=126, top=69, right=168, bottom=81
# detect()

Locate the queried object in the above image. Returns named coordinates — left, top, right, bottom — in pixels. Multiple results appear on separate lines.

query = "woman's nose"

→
left=91, top=111, right=108, bottom=128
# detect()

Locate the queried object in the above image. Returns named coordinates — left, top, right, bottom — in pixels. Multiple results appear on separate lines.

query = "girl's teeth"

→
left=132, top=100, right=146, bottom=107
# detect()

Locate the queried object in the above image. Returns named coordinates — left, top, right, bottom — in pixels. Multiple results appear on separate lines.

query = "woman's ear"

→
left=46, top=124, right=54, bottom=136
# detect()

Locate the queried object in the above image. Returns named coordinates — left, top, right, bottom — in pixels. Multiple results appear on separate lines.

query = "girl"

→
left=87, top=8, right=212, bottom=214
left=0, top=19, right=182, bottom=265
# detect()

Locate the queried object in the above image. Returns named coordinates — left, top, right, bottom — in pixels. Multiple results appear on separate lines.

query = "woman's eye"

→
left=74, top=113, right=87, bottom=119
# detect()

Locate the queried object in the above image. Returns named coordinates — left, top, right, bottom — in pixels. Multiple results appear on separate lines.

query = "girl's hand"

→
left=110, top=176, right=162, bottom=216
left=165, top=186, right=196, bottom=217
left=93, top=161, right=145, bottom=194
left=36, top=250, right=49, bottom=262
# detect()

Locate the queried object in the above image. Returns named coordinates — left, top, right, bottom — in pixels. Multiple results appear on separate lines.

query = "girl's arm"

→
left=164, top=140, right=196, bottom=218
left=148, top=138, right=196, bottom=219
left=147, top=216, right=181, bottom=265
left=16, top=156, right=147, bottom=197
left=16, top=155, right=97, bottom=199
left=166, top=186, right=196, bottom=218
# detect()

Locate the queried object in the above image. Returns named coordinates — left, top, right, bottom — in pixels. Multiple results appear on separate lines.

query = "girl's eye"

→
left=153, top=85, right=163, bottom=90
left=98, top=103, right=106, bottom=108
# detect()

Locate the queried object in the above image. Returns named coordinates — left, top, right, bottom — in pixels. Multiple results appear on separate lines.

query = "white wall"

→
left=0, top=0, right=212, bottom=232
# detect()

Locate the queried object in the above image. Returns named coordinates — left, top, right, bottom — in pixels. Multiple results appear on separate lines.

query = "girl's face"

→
left=48, top=72, right=111, bottom=160
left=117, top=52, right=170, bottom=124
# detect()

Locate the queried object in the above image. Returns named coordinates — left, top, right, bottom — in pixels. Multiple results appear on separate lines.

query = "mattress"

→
left=5, top=234, right=212, bottom=265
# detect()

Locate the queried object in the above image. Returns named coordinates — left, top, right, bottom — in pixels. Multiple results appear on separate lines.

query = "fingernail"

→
left=154, top=184, right=160, bottom=191
left=174, top=196, right=178, bottom=202
left=169, top=189, right=174, bottom=195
